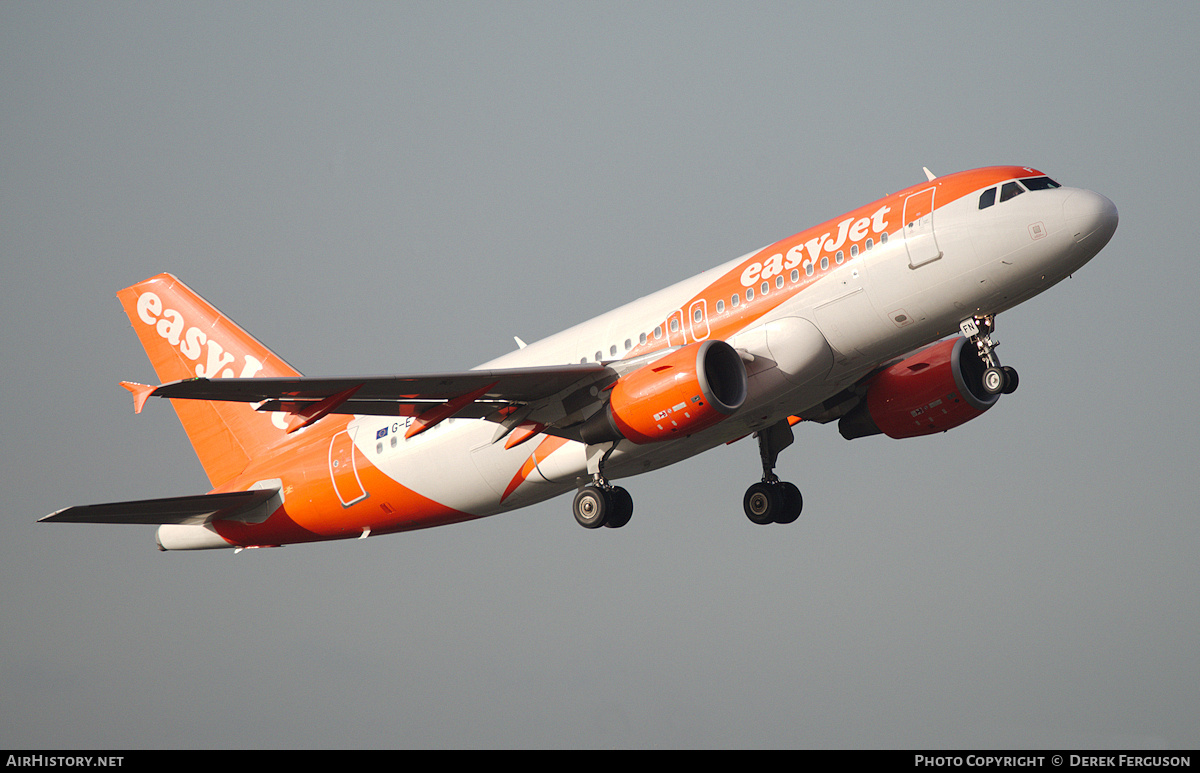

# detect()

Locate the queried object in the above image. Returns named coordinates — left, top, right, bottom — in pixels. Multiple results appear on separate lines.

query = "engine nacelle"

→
left=838, top=337, right=1000, bottom=440
left=580, top=340, right=748, bottom=445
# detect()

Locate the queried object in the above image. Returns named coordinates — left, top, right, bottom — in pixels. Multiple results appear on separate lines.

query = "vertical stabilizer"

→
left=116, top=273, right=302, bottom=488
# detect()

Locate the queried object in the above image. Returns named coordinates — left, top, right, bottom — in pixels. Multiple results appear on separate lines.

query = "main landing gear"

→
left=742, top=419, right=803, bottom=526
left=571, top=422, right=805, bottom=530
left=572, top=483, right=633, bottom=529
left=572, top=442, right=633, bottom=529
left=961, top=314, right=1019, bottom=396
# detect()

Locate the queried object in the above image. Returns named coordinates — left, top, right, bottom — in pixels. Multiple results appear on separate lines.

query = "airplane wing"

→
left=126, top=362, right=619, bottom=441
left=40, top=488, right=280, bottom=526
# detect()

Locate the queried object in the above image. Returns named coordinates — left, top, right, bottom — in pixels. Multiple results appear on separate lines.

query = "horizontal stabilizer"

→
left=40, top=488, right=280, bottom=526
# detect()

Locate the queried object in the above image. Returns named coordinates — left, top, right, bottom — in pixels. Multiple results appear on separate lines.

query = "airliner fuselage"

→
left=42, top=166, right=1118, bottom=550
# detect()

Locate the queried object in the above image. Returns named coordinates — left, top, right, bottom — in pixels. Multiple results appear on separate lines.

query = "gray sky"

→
left=3, top=1, right=1198, bottom=749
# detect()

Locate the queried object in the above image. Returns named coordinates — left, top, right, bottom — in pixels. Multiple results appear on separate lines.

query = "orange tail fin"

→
left=116, top=273, right=302, bottom=489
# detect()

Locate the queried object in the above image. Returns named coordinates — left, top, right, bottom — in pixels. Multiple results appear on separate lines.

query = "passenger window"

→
left=760, top=281, right=769, bottom=296
left=595, top=350, right=603, bottom=362
left=1000, top=181, right=1025, bottom=203
left=820, top=256, right=828, bottom=270
left=979, top=187, right=997, bottom=209
left=624, top=339, right=632, bottom=351
left=746, top=288, right=754, bottom=301
left=639, top=332, right=647, bottom=345
left=669, top=318, right=679, bottom=332
left=865, top=238, right=873, bottom=251
left=716, top=300, right=724, bottom=313
left=731, top=294, right=739, bottom=308
left=654, top=326, right=662, bottom=339
left=835, top=250, right=844, bottom=264
left=775, top=275, right=784, bottom=289
left=880, top=231, right=888, bottom=244
left=790, top=268, right=799, bottom=282
left=851, top=244, right=858, bottom=257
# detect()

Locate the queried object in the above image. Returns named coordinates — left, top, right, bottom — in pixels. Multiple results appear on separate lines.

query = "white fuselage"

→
left=352, top=177, right=1117, bottom=518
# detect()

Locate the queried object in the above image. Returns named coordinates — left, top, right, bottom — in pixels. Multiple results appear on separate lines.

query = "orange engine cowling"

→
left=838, top=337, right=1000, bottom=440
left=579, top=340, right=748, bottom=445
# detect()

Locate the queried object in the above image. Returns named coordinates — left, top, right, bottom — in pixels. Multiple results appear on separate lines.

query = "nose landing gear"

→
left=961, top=315, right=1019, bottom=396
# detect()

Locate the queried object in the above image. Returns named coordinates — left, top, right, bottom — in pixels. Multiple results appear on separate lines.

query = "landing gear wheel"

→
left=573, top=485, right=609, bottom=529
left=744, top=481, right=782, bottom=525
left=605, top=486, right=633, bottom=529
left=1001, top=366, right=1019, bottom=395
left=982, top=366, right=1006, bottom=395
left=775, top=482, right=803, bottom=525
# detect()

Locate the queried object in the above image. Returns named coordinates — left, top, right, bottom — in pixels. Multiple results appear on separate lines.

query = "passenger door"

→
left=903, top=187, right=943, bottom=268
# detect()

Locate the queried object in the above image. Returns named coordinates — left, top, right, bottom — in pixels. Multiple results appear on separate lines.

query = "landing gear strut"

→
left=961, top=315, right=1019, bottom=396
left=743, top=420, right=803, bottom=525
left=573, top=442, right=633, bottom=529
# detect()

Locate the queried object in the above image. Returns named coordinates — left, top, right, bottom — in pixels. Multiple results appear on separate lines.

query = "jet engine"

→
left=580, top=340, right=748, bottom=444
left=838, top=337, right=1001, bottom=440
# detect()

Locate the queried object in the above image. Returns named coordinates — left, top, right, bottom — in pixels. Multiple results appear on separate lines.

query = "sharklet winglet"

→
left=120, top=381, right=156, bottom=414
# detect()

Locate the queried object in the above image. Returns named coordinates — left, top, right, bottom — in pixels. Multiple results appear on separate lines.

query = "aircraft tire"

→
left=982, top=366, right=1007, bottom=395
left=775, top=482, right=803, bottom=524
left=604, top=486, right=633, bottom=529
left=744, top=482, right=781, bottom=525
left=1001, top=366, right=1019, bottom=394
left=573, top=485, right=609, bottom=529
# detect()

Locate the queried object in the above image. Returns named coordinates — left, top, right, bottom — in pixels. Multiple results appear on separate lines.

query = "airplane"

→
left=41, top=165, right=1118, bottom=551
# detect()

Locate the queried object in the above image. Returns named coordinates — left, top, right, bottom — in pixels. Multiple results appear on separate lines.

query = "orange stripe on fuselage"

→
left=624, top=166, right=1044, bottom=361
left=207, top=416, right=478, bottom=547
left=502, top=435, right=569, bottom=503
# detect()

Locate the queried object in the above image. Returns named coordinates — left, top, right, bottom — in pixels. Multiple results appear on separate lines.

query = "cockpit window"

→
left=1020, top=176, right=1061, bottom=190
left=981, top=177, right=1059, bottom=212
left=999, top=181, right=1026, bottom=203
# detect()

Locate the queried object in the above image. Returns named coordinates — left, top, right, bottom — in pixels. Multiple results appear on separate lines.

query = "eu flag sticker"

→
left=376, top=426, right=389, bottom=439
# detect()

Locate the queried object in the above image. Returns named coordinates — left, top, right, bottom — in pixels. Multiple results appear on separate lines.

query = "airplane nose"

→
left=1063, top=189, right=1118, bottom=247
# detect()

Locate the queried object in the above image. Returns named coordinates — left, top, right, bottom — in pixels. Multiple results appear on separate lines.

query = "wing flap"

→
left=40, top=489, right=280, bottom=526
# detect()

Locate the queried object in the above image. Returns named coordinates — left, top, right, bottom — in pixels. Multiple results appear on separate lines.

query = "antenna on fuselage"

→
left=923, top=167, right=937, bottom=181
